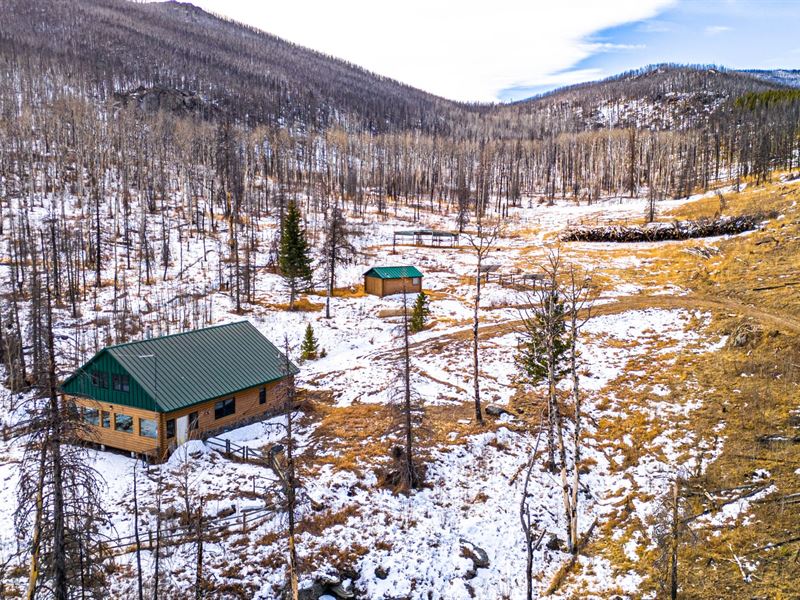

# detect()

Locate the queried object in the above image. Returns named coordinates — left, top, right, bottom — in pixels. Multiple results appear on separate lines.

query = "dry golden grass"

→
left=311, top=284, right=367, bottom=299
left=550, top=179, right=800, bottom=598
left=256, top=296, right=325, bottom=312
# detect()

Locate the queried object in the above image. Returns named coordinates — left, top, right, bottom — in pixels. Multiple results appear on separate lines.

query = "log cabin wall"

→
left=66, top=376, right=293, bottom=460
left=67, top=395, right=163, bottom=456
left=381, top=277, right=422, bottom=296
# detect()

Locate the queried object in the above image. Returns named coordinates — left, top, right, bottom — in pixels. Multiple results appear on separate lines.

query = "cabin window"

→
left=214, top=398, right=236, bottom=420
left=166, top=419, right=175, bottom=438
left=188, top=412, right=199, bottom=431
left=91, top=371, right=108, bottom=389
left=112, top=374, right=130, bottom=393
left=412, top=277, right=420, bottom=285
left=114, top=413, right=133, bottom=433
left=82, top=407, right=99, bottom=426
left=259, top=387, right=267, bottom=405
left=139, top=418, right=158, bottom=439
left=101, top=411, right=111, bottom=428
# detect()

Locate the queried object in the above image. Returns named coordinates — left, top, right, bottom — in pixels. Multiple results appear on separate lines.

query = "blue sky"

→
left=500, top=0, right=800, bottom=100
left=183, top=0, right=800, bottom=102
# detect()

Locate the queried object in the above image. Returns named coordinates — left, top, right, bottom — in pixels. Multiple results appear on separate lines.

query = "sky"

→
left=177, top=0, right=800, bottom=103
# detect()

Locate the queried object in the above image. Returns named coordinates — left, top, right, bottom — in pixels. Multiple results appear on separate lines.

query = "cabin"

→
left=363, top=266, right=424, bottom=297
left=60, top=321, right=298, bottom=461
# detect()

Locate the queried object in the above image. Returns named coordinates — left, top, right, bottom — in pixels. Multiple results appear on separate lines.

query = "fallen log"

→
left=560, top=212, right=777, bottom=243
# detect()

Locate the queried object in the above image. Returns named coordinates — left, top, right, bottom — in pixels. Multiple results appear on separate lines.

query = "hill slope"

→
left=741, top=68, right=800, bottom=88
left=0, top=0, right=790, bottom=136
left=0, top=0, right=468, bottom=131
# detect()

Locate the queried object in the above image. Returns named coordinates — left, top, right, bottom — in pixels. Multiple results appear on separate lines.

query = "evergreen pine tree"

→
left=516, top=290, right=570, bottom=384
left=409, top=291, right=430, bottom=333
left=300, top=323, right=319, bottom=361
left=279, top=200, right=313, bottom=310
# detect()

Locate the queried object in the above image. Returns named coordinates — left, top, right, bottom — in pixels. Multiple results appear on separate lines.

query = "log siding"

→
left=66, top=376, right=293, bottom=460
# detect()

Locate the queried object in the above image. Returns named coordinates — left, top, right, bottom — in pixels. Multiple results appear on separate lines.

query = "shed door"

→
left=176, top=415, right=189, bottom=445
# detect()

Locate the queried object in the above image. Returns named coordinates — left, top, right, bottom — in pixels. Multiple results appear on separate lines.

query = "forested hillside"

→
left=2, top=0, right=799, bottom=200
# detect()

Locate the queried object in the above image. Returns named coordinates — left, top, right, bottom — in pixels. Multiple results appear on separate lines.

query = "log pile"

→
left=560, top=212, right=777, bottom=243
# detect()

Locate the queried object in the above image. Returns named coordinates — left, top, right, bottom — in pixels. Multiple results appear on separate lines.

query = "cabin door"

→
left=176, top=415, right=189, bottom=445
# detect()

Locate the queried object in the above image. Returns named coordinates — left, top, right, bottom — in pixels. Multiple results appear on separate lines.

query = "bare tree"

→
left=520, top=410, right=547, bottom=600
left=517, top=250, right=569, bottom=472
left=465, top=219, right=501, bottom=424
left=561, top=265, right=594, bottom=553
left=132, top=462, right=144, bottom=600
left=265, top=336, right=301, bottom=600
left=321, top=205, right=356, bottom=319
left=517, top=251, right=594, bottom=553
left=194, top=499, right=204, bottom=600
left=15, top=238, right=108, bottom=600
left=651, top=477, right=687, bottom=600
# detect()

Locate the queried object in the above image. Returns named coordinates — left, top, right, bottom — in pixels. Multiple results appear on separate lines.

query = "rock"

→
left=297, top=582, right=327, bottom=600
left=329, top=580, right=355, bottom=599
left=546, top=534, right=563, bottom=551
left=728, top=321, right=761, bottom=349
left=460, top=538, right=490, bottom=576
left=295, top=570, right=357, bottom=600
left=374, top=565, right=389, bottom=580
left=113, top=85, right=220, bottom=118
left=484, top=404, right=512, bottom=418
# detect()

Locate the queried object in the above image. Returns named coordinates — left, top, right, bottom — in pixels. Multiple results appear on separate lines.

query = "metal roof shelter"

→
left=61, top=321, right=298, bottom=413
left=363, top=266, right=424, bottom=280
left=392, top=229, right=459, bottom=250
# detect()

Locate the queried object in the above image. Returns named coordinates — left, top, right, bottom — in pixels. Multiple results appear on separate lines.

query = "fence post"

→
left=225, top=439, right=230, bottom=456
left=244, top=446, right=248, bottom=461
left=242, top=512, right=247, bottom=534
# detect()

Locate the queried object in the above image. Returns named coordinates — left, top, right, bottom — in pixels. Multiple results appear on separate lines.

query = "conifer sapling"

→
left=300, top=323, right=319, bottom=361
left=409, top=291, right=431, bottom=333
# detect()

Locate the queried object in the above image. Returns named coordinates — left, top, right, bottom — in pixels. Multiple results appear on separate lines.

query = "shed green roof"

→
left=61, top=321, right=298, bottom=413
left=363, top=266, right=424, bottom=280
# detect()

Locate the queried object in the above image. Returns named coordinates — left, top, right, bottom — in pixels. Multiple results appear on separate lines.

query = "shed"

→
left=363, top=266, right=424, bottom=297
left=60, top=321, right=298, bottom=460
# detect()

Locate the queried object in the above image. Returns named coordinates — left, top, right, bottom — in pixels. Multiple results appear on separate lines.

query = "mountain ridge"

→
left=1, top=0, right=793, bottom=135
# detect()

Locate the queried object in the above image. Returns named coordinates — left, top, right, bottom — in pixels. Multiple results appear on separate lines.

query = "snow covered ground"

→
left=0, top=190, right=744, bottom=598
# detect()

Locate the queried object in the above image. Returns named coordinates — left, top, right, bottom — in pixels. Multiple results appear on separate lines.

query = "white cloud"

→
left=704, top=25, right=732, bottom=35
left=584, top=42, right=647, bottom=52
left=179, top=0, right=676, bottom=102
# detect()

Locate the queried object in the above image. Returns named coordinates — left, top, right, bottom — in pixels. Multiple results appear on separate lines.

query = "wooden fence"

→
left=103, top=504, right=275, bottom=556
left=205, top=436, right=269, bottom=464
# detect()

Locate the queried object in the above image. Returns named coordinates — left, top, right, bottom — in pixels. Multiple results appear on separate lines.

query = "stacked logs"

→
left=560, top=212, right=777, bottom=243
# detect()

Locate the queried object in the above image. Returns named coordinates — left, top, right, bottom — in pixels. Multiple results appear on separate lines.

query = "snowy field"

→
left=0, top=189, right=742, bottom=598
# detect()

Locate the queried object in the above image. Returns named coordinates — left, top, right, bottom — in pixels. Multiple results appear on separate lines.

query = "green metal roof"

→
left=363, top=266, right=424, bottom=280
left=61, top=321, right=299, bottom=413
